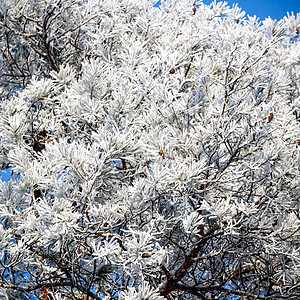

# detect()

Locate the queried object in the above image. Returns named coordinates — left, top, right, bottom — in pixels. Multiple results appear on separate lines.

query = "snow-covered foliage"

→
left=0, top=0, right=299, bottom=299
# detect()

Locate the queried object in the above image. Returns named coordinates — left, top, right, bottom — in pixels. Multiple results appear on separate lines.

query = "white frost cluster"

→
left=0, top=0, right=299, bottom=299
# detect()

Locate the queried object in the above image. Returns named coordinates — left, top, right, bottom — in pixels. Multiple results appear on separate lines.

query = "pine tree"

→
left=0, top=1, right=299, bottom=299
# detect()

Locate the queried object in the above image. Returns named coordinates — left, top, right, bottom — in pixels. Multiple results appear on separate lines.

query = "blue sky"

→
left=202, top=0, right=300, bottom=21
left=155, top=0, right=299, bottom=21
left=1, top=167, right=12, bottom=182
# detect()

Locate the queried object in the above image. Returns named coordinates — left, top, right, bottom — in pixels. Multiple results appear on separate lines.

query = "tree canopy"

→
left=0, top=0, right=299, bottom=299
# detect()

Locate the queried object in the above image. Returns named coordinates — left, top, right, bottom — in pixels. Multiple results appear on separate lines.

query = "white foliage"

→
left=119, top=280, right=165, bottom=300
left=0, top=0, right=299, bottom=299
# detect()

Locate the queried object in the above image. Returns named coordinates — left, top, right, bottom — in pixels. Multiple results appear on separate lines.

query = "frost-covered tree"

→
left=0, top=0, right=299, bottom=299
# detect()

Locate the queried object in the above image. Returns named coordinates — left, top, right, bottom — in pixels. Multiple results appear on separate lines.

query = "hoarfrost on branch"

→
left=0, top=0, right=299, bottom=299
